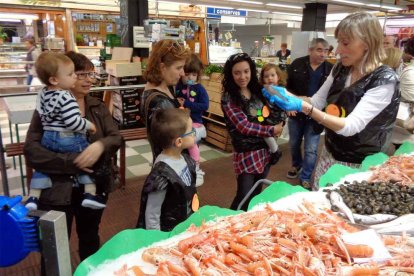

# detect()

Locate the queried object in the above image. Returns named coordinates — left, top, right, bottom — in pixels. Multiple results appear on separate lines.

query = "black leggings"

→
left=230, top=164, right=271, bottom=211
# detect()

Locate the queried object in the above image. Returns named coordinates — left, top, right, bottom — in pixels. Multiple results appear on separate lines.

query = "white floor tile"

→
left=140, top=152, right=153, bottom=163
left=128, top=163, right=151, bottom=177
left=126, top=139, right=149, bottom=147
left=125, top=147, right=139, bottom=157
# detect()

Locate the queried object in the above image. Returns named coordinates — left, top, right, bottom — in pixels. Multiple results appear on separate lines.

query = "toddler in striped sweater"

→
left=26, top=52, right=105, bottom=210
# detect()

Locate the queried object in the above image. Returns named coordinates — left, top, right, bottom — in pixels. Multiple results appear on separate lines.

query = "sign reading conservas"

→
left=206, top=7, right=247, bottom=18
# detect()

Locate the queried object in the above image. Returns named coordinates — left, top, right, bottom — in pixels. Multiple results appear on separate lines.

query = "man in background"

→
left=285, top=38, right=333, bottom=189
left=25, top=38, right=41, bottom=87
left=384, top=35, right=397, bottom=49
left=250, top=41, right=260, bottom=57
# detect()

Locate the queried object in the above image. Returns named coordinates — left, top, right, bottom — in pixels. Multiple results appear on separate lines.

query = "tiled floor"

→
left=0, top=109, right=232, bottom=195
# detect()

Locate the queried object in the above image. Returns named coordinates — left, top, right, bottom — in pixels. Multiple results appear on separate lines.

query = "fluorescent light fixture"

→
left=266, top=3, right=303, bottom=9
left=210, top=5, right=235, bottom=9
left=0, top=19, right=21, bottom=22
left=366, top=4, right=403, bottom=10
left=331, top=0, right=364, bottom=6
left=156, top=1, right=191, bottom=4
left=244, top=8, right=270, bottom=13
left=0, top=13, right=39, bottom=20
left=272, top=11, right=302, bottom=16
left=229, top=0, right=263, bottom=4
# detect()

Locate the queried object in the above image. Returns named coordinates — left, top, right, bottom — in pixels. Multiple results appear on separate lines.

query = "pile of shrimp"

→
left=115, top=202, right=414, bottom=276
left=369, top=155, right=414, bottom=186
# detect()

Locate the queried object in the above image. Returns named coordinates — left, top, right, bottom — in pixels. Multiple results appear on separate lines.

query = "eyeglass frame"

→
left=180, top=127, right=196, bottom=138
left=76, top=71, right=97, bottom=80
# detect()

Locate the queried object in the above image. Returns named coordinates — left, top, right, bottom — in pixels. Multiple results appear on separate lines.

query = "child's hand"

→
left=89, top=123, right=97, bottom=134
left=177, top=97, right=185, bottom=108
left=287, top=111, right=297, bottom=116
left=273, top=122, right=284, bottom=137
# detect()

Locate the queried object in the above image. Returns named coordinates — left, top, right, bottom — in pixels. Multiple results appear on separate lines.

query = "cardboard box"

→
left=106, top=47, right=142, bottom=77
left=109, top=76, right=141, bottom=86
left=112, top=92, right=140, bottom=111
left=106, top=61, right=142, bottom=77
left=113, top=106, right=141, bottom=125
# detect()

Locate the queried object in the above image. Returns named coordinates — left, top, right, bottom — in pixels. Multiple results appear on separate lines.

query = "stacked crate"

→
left=110, top=75, right=144, bottom=129
left=202, top=73, right=232, bottom=152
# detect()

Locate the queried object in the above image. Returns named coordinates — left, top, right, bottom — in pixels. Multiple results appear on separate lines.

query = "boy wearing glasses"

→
left=26, top=52, right=106, bottom=210
left=137, top=108, right=200, bottom=231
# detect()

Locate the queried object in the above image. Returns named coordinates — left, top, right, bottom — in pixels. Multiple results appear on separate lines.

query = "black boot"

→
left=270, top=150, right=282, bottom=165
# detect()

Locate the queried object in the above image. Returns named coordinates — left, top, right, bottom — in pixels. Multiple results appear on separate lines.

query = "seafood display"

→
left=104, top=202, right=414, bottom=275
left=368, top=155, right=414, bottom=185
left=325, top=181, right=414, bottom=216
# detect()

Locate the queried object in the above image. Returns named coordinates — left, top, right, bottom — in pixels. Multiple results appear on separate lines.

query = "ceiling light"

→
left=272, top=11, right=302, bottom=16
left=366, top=4, right=403, bottom=10
left=0, top=13, right=39, bottom=20
left=229, top=0, right=263, bottom=4
left=266, top=3, right=303, bottom=9
left=244, top=8, right=270, bottom=13
left=210, top=5, right=235, bottom=9
left=0, top=19, right=21, bottom=22
left=156, top=0, right=191, bottom=4
left=330, top=0, right=364, bottom=6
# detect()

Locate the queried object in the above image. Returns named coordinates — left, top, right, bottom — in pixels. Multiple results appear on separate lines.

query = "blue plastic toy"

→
left=0, top=195, right=39, bottom=267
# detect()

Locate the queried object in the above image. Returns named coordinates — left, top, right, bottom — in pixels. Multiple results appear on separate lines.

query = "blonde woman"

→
left=263, top=12, right=400, bottom=189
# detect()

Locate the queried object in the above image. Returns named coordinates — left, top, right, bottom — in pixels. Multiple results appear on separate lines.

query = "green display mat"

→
left=74, top=142, right=414, bottom=275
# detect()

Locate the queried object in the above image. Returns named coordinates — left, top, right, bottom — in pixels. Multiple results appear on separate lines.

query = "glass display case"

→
left=0, top=43, right=27, bottom=70
left=0, top=43, right=29, bottom=87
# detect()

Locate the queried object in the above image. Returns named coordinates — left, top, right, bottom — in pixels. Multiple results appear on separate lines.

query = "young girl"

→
left=176, top=54, right=209, bottom=186
left=221, top=53, right=283, bottom=211
left=259, top=63, right=287, bottom=158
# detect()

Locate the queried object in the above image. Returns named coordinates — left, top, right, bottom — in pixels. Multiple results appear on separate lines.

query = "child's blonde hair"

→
left=260, top=63, right=287, bottom=86
left=35, top=52, right=73, bottom=86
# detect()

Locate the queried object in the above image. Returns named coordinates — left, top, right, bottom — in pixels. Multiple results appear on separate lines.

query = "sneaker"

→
left=301, top=180, right=312, bottom=190
left=82, top=193, right=106, bottom=209
left=269, top=150, right=282, bottom=165
left=286, top=166, right=302, bottom=179
left=25, top=197, right=38, bottom=211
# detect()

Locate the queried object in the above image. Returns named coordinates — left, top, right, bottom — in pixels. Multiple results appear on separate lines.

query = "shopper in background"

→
left=382, top=47, right=403, bottom=72
left=276, top=42, right=291, bottom=63
left=137, top=108, right=198, bottom=231
left=384, top=35, right=397, bottom=49
left=263, top=12, right=399, bottom=190
left=328, top=45, right=336, bottom=58
left=284, top=38, right=333, bottom=190
left=391, top=37, right=414, bottom=148
left=24, top=38, right=40, bottom=87
left=24, top=51, right=121, bottom=262
left=140, top=39, right=190, bottom=161
left=250, top=40, right=260, bottom=57
left=221, top=53, right=284, bottom=211
left=176, top=54, right=209, bottom=186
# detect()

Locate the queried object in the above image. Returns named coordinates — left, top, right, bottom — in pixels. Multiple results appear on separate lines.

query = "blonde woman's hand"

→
left=74, top=141, right=105, bottom=173
left=287, top=111, right=297, bottom=116
left=273, top=122, right=284, bottom=137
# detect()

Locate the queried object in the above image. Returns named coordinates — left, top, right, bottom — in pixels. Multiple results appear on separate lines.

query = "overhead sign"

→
left=207, top=7, right=247, bottom=19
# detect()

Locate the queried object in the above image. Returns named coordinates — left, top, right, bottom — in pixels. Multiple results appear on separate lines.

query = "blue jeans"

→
left=288, top=117, right=321, bottom=182
left=30, top=130, right=92, bottom=189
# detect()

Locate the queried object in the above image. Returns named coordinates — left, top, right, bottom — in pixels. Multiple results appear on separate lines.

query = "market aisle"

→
left=0, top=140, right=296, bottom=275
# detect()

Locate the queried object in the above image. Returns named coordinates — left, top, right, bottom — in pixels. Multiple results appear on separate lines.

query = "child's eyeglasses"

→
left=180, top=127, right=196, bottom=138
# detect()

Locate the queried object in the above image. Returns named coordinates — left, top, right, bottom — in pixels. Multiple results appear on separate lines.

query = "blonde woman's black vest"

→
left=325, top=64, right=400, bottom=163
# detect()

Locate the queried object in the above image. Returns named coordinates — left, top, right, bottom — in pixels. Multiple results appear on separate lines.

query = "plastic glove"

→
left=262, top=85, right=303, bottom=112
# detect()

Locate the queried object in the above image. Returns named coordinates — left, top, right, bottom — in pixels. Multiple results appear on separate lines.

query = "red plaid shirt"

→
left=222, top=101, right=275, bottom=175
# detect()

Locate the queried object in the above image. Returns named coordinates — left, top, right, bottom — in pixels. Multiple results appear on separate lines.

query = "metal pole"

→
left=38, top=210, right=71, bottom=276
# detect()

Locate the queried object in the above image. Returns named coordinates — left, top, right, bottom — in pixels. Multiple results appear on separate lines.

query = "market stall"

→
left=74, top=142, right=414, bottom=275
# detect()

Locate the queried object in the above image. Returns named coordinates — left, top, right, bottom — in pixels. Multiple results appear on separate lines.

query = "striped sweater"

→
left=36, top=88, right=92, bottom=132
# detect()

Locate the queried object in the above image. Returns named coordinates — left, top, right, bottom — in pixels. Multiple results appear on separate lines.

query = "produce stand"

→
left=75, top=142, right=414, bottom=275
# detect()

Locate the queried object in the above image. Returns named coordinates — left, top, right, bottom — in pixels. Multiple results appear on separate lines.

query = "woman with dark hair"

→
left=221, top=53, right=284, bottom=211
left=140, top=39, right=191, bottom=161
left=24, top=51, right=121, bottom=261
